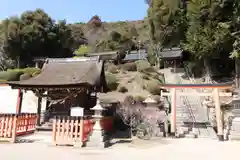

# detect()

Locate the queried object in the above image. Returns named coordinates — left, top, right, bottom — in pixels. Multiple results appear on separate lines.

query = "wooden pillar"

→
left=16, top=89, right=23, bottom=114
left=213, top=88, right=224, bottom=141
left=36, top=97, right=42, bottom=126
left=235, top=59, right=240, bottom=88
left=171, top=88, right=177, bottom=135
left=12, top=89, right=23, bottom=143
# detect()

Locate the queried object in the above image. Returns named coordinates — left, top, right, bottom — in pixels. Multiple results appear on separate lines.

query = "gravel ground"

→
left=1, top=138, right=240, bottom=160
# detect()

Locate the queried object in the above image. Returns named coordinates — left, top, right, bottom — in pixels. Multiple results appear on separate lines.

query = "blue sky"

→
left=0, top=0, right=148, bottom=23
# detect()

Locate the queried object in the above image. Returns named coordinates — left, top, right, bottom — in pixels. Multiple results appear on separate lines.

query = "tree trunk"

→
left=235, top=58, right=240, bottom=88
left=16, top=56, right=20, bottom=68
left=203, top=58, right=211, bottom=83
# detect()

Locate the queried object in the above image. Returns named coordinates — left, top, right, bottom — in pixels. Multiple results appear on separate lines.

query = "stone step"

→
left=229, top=135, right=240, bottom=141
left=232, top=118, right=240, bottom=122
left=185, top=133, right=198, bottom=139
left=229, top=127, right=240, bottom=131
left=176, top=115, right=191, bottom=118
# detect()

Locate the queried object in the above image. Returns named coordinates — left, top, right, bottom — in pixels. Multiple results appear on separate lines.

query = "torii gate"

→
left=160, top=83, right=233, bottom=141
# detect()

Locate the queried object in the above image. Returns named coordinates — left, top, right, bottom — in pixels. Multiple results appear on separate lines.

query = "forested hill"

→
left=0, top=10, right=148, bottom=68
left=71, top=17, right=149, bottom=52
left=0, top=0, right=240, bottom=78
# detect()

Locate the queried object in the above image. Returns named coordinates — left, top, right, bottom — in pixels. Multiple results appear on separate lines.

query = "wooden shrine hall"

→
left=158, top=47, right=183, bottom=70
left=7, top=57, right=108, bottom=127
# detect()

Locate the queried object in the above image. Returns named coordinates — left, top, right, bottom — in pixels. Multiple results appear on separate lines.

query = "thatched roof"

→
left=7, top=57, right=107, bottom=90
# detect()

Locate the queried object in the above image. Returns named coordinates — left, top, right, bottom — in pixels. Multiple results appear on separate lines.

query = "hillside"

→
left=100, top=60, right=165, bottom=102
left=71, top=17, right=149, bottom=52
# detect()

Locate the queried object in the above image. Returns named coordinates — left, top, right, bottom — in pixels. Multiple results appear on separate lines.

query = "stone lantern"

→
left=91, top=99, right=104, bottom=130
left=88, top=99, right=109, bottom=148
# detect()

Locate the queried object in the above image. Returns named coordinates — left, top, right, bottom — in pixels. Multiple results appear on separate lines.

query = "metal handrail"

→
left=184, top=64, right=212, bottom=120
left=183, top=64, right=217, bottom=136
left=179, top=78, right=200, bottom=134
left=182, top=64, right=201, bottom=134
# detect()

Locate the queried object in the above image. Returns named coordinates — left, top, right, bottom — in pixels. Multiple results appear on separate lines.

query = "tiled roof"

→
left=158, top=48, right=182, bottom=59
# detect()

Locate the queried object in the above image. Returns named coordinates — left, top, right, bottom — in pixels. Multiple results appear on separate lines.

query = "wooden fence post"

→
left=52, top=118, right=57, bottom=145
left=80, top=117, right=83, bottom=143
left=11, top=115, right=17, bottom=143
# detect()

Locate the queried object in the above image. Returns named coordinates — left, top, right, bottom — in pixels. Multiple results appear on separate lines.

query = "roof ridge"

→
left=46, top=57, right=99, bottom=63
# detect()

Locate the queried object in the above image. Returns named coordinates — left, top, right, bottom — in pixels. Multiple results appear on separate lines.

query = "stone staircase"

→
left=228, top=102, right=240, bottom=140
left=161, top=67, right=217, bottom=139
left=178, top=78, right=216, bottom=139
left=229, top=117, right=240, bottom=140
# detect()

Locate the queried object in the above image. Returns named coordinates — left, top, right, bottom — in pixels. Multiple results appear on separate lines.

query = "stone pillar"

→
left=40, top=92, right=47, bottom=124
left=202, top=99, right=211, bottom=121
left=35, top=62, right=39, bottom=68
left=87, top=99, right=109, bottom=148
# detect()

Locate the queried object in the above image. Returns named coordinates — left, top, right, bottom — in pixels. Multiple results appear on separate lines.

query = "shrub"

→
left=144, top=80, right=161, bottom=95
left=141, top=74, right=149, bottom=80
left=105, top=72, right=119, bottom=91
left=117, top=85, right=128, bottom=93
left=74, top=45, right=89, bottom=57
left=152, top=74, right=164, bottom=83
left=152, top=95, right=161, bottom=103
left=107, top=64, right=119, bottom=74
left=0, top=79, right=7, bottom=82
left=135, top=60, right=155, bottom=72
left=122, top=62, right=137, bottom=71
left=144, top=66, right=156, bottom=72
left=124, top=95, right=135, bottom=104
left=0, top=67, right=41, bottom=81
left=8, top=67, right=41, bottom=76
left=134, top=95, right=145, bottom=103
left=20, top=73, right=32, bottom=80
left=32, top=70, right=41, bottom=77
left=0, top=71, right=24, bottom=81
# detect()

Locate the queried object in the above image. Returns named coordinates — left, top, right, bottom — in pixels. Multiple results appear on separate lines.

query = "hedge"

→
left=0, top=67, right=41, bottom=81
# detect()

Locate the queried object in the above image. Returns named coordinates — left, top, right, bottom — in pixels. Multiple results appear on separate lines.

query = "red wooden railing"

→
left=52, top=116, right=113, bottom=147
left=16, top=114, right=38, bottom=136
left=0, top=113, right=38, bottom=142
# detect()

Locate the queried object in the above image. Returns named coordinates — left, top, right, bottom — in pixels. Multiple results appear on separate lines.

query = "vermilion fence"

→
left=52, top=116, right=93, bottom=146
left=0, top=113, right=38, bottom=142
left=52, top=116, right=113, bottom=146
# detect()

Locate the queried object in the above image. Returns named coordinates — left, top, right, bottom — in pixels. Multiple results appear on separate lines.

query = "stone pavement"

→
left=1, top=138, right=240, bottom=160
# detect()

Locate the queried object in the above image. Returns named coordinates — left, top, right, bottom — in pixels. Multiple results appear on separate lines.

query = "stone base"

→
left=217, top=135, right=224, bottom=141
left=87, top=130, right=110, bottom=149
left=229, top=135, right=240, bottom=141
left=185, top=133, right=198, bottom=139
left=169, top=132, right=175, bottom=137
